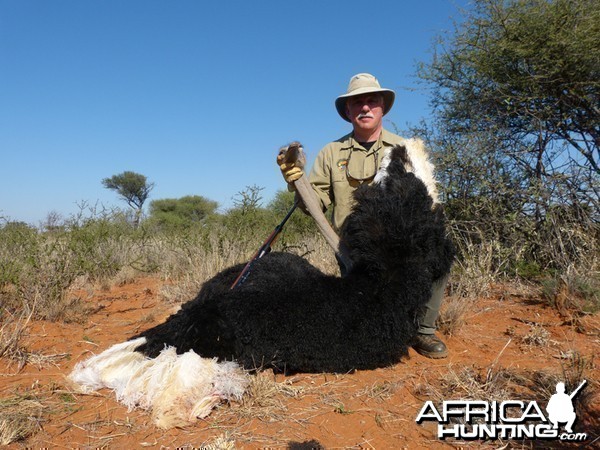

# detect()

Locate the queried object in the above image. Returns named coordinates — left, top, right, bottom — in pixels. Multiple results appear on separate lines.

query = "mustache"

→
left=357, top=113, right=374, bottom=119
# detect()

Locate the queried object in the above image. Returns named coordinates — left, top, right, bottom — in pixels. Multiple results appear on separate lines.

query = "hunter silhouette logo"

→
left=546, top=380, right=586, bottom=433
left=416, top=379, right=588, bottom=442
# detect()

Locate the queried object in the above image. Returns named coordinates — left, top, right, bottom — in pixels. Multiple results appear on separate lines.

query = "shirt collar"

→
left=379, top=128, right=398, bottom=147
left=341, top=129, right=388, bottom=155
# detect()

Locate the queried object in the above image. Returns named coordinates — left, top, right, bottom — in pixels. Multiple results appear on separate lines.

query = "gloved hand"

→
left=277, top=142, right=305, bottom=183
left=279, top=162, right=304, bottom=183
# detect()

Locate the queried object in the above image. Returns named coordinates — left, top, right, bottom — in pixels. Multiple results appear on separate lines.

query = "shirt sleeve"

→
left=308, top=145, right=333, bottom=212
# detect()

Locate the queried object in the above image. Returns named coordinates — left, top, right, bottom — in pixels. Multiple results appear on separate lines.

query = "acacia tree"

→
left=102, top=171, right=154, bottom=227
left=149, top=195, right=218, bottom=230
left=419, top=0, right=599, bottom=217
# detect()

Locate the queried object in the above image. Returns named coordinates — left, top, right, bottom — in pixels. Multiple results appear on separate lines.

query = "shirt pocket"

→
left=331, top=165, right=348, bottom=183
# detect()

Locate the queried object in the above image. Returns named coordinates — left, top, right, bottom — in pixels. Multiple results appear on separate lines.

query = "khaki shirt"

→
left=309, top=128, right=407, bottom=230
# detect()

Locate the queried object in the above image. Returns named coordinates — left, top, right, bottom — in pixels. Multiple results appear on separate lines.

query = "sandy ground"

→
left=1, top=277, right=598, bottom=449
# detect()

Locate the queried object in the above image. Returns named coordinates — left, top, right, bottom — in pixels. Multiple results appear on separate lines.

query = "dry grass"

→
left=355, top=380, right=403, bottom=402
left=448, top=235, right=508, bottom=300
left=437, top=235, right=513, bottom=336
left=542, top=264, right=600, bottom=317
left=159, top=233, right=339, bottom=305
left=0, top=381, right=76, bottom=446
left=0, top=393, right=45, bottom=445
left=520, top=324, right=551, bottom=347
left=156, top=234, right=270, bottom=304
left=556, top=350, right=595, bottom=396
left=289, top=234, right=339, bottom=276
left=233, top=371, right=305, bottom=421
left=0, top=309, right=32, bottom=370
left=202, top=434, right=237, bottom=450
left=163, top=435, right=236, bottom=450
left=434, top=364, right=520, bottom=408
left=436, top=295, right=475, bottom=336
left=0, top=308, right=69, bottom=372
left=157, top=234, right=272, bottom=303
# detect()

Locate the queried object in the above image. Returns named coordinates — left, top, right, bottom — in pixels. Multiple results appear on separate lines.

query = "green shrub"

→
left=512, top=260, right=543, bottom=280
left=148, top=195, right=218, bottom=231
left=541, top=269, right=600, bottom=315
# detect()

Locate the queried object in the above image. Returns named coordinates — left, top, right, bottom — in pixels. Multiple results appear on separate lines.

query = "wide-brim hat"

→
left=335, top=73, right=395, bottom=122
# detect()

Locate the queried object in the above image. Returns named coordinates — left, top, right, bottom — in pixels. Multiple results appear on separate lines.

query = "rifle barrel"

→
left=230, top=201, right=298, bottom=290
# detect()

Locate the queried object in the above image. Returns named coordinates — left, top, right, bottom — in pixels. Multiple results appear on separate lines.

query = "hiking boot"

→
left=413, top=334, right=448, bottom=359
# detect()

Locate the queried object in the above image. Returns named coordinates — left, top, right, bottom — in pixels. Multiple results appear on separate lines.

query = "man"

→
left=546, top=382, right=577, bottom=433
left=279, top=73, right=449, bottom=359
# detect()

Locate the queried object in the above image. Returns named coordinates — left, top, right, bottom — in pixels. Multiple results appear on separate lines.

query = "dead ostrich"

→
left=69, top=140, right=455, bottom=428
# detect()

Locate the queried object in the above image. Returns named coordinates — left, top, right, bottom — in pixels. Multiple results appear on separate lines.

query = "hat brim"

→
left=335, top=88, right=395, bottom=122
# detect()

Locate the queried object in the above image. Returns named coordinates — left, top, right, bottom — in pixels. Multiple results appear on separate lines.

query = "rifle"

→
left=230, top=201, right=298, bottom=289
left=569, top=380, right=587, bottom=399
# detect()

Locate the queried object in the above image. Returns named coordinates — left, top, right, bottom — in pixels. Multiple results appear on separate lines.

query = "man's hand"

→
left=279, top=162, right=304, bottom=182
left=277, top=142, right=306, bottom=183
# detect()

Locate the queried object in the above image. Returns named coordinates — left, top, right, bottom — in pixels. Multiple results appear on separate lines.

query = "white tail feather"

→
left=374, top=138, right=439, bottom=204
left=69, top=337, right=249, bottom=428
left=403, top=138, right=439, bottom=203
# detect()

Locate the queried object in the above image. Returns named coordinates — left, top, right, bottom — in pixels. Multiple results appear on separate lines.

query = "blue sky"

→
left=1, top=0, right=467, bottom=226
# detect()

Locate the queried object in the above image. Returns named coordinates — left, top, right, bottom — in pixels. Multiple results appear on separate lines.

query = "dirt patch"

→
left=1, top=278, right=598, bottom=448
